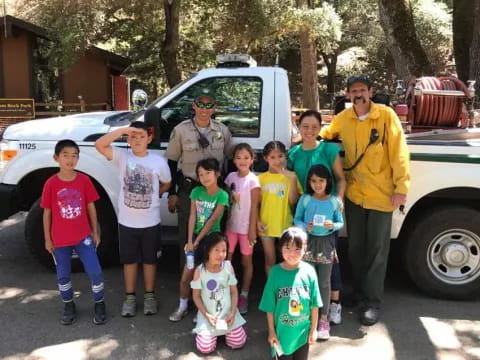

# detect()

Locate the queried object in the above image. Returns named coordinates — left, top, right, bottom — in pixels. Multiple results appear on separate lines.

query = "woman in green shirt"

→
left=287, top=109, right=346, bottom=327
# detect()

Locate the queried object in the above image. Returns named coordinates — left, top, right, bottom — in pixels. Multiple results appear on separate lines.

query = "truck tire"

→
left=25, top=197, right=118, bottom=272
left=404, top=206, right=480, bottom=300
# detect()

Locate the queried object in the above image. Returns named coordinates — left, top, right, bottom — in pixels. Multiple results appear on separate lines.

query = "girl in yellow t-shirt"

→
left=257, top=141, right=301, bottom=276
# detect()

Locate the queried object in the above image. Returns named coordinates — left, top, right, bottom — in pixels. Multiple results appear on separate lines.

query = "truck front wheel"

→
left=405, top=206, right=480, bottom=300
left=25, top=197, right=118, bottom=271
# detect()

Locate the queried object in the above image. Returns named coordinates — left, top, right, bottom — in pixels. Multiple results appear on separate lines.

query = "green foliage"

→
left=282, top=3, right=342, bottom=54
left=12, top=0, right=454, bottom=103
left=412, top=0, right=452, bottom=74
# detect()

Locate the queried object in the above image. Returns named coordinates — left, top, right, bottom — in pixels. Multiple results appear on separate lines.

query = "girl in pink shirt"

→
left=224, top=143, right=260, bottom=315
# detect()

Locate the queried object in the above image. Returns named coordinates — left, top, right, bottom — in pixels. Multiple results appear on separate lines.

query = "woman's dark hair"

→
left=233, top=142, right=255, bottom=160
left=278, top=227, right=307, bottom=252
left=263, top=140, right=287, bottom=157
left=306, top=164, right=333, bottom=195
left=196, top=158, right=221, bottom=176
left=298, top=109, right=322, bottom=126
left=202, top=232, right=228, bottom=265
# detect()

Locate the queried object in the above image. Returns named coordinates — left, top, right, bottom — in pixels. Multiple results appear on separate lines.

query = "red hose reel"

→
left=400, top=77, right=474, bottom=128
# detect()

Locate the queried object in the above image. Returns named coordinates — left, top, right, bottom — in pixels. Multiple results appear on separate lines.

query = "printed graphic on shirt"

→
left=206, top=278, right=227, bottom=315
left=196, top=199, right=216, bottom=226
left=57, top=188, right=82, bottom=219
left=262, top=183, right=286, bottom=198
left=123, top=162, right=154, bottom=209
left=289, top=296, right=303, bottom=316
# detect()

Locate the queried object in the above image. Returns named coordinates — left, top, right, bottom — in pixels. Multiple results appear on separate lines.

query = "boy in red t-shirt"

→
left=41, top=139, right=106, bottom=325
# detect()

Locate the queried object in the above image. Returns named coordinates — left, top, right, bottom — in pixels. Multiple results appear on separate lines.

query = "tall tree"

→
left=378, top=0, right=432, bottom=78
left=296, top=0, right=319, bottom=110
left=162, top=0, right=182, bottom=87
left=469, top=0, right=480, bottom=95
left=452, top=0, right=474, bottom=82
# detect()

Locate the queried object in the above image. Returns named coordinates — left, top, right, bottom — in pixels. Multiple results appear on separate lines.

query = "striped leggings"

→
left=196, top=326, right=247, bottom=354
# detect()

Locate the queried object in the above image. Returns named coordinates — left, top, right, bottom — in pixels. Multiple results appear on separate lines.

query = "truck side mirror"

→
left=132, top=89, right=148, bottom=109
left=144, top=107, right=161, bottom=147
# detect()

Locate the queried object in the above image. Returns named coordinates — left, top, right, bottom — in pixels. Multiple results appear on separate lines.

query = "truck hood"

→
left=1, top=111, right=132, bottom=141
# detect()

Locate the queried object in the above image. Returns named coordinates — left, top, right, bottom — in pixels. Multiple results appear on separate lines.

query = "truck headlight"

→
left=0, top=139, right=18, bottom=162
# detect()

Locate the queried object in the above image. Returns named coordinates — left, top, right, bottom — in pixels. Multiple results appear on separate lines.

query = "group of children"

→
left=41, top=121, right=344, bottom=359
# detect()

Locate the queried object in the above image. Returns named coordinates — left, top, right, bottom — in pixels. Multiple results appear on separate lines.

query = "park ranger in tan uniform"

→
left=166, top=95, right=231, bottom=321
left=166, top=95, right=232, bottom=320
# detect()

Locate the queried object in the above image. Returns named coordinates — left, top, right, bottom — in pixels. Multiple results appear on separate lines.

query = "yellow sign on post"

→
left=0, top=99, right=35, bottom=118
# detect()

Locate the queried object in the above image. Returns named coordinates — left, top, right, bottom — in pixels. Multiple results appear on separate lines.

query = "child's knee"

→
left=196, top=335, right=217, bottom=354
left=226, top=326, right=247, bottom=349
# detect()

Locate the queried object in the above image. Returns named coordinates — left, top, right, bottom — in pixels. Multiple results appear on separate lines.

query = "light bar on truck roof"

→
left=216, top=54, right=257, bottom=67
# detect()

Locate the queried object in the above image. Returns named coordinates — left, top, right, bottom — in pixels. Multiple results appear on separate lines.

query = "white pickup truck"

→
left=1, top=57, right=479, bottom=300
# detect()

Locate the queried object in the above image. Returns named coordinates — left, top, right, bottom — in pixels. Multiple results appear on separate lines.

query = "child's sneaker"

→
left=121, top=294, right=137, bottom=317
left=317, top=319, right=330, bottom=340
left=238, top=295, right=248, bottom=315
left=93, top=300, right=107, bottom=325
left=169, top=306, right=188, bottom=322
left=328, top=302, right=342, bottom=325
left=61, top=301, right=76, bottom=325
left=143, top=293, right=158, bottom=316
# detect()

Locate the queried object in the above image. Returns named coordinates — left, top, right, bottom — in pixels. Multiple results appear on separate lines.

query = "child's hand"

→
left=306, top=221, right=314, bottom=233
left=93, top=233, right=101, bottom=248
left=168, top=195, right=178, bottom=213
left=45, top=238, right=54, bottom=254
left=205, top=312, right=217, bottom=327
left=308, top=328, right=317, bottom=345
left=268, top=331, right=279, bottom=346
left=184, top=241, right=194, bottom=253
left=323, top=220, right=334, bottom=230
left=226, top=311, right=235, bottom=326
left=248, top=230, right=257, bottom=247
left=192, top=239, right=201, bottom=249
left=124, top=127, right=145, bottom=136
left=257, top=221, right=267, bottom=234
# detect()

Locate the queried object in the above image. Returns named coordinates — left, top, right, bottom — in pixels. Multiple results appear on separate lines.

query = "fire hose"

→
left=405, top=77, right=472, bottom=128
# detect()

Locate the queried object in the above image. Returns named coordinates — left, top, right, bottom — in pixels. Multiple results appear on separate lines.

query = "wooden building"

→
left=0, top=15, right=130, bottom=128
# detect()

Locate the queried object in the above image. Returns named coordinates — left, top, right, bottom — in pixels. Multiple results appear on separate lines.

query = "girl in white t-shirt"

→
left=224, top=143, right=260, bottom=315
left=191, top=232, right=246, bottom=354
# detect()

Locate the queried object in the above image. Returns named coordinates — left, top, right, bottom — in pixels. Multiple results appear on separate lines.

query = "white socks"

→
left=179, top=297, right=189, bottom=311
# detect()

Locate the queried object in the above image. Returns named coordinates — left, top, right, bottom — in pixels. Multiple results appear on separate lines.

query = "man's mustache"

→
left=354, top=96, right=367, bottom=104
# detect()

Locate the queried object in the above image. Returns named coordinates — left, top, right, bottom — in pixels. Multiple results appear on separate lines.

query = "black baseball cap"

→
left=347, top=74, right=371, bottom=90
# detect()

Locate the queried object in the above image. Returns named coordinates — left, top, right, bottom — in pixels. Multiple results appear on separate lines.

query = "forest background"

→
left=6, top=0, right=480, bottom=110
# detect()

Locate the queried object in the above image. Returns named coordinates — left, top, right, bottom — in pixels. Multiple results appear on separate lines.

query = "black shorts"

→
left=119, top=223, right=161, bottom=264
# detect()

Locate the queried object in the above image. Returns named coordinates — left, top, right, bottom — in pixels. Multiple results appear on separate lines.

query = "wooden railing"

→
left=35, top=99, right=111, bottom=117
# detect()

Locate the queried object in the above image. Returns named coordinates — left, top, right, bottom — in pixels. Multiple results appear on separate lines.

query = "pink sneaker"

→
left=317, top=319, right=330, bottom=340
left=238, top=295, right=248, bottom=314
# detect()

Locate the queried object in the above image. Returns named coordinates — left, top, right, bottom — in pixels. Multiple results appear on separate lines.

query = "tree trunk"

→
left=161, top=0, right=182, bottom=88
left=297, top=0, right=319, bottom=110
left=469, top=0, right=480, bottom=95
left=453, top=0, right=475, bottom=83
left=322, top=52, right=337, bottom=95
left=378, top=0, right=433, bottom=79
